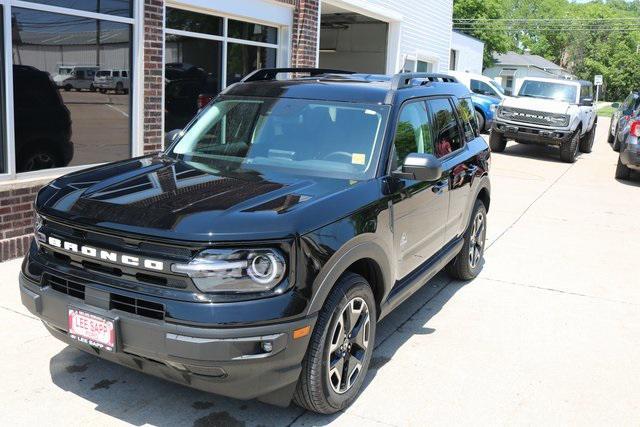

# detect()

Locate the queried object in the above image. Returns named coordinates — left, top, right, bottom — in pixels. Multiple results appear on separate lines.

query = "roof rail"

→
left=241, top=68, right=356, bottom=83
left=390, top=72, right=459, bottom=90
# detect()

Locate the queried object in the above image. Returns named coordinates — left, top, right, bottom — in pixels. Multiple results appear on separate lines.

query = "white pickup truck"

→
left=490, top=77, right=597, bottom=163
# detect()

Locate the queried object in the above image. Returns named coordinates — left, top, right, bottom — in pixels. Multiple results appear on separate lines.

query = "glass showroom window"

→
left=0, top=4, right=5, bottom=174
left=164, top=8, right=279, bottom=132
left=5, top=1, right=134, bottom=175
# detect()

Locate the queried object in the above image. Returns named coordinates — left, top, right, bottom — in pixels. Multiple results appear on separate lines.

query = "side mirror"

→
left=580, top=97, right=593, bottom=106
left=165, top=129, right=183, bottom=146
left=396, top=153, right=443, bottom=181
left=611, top=102, right=620, bottom=109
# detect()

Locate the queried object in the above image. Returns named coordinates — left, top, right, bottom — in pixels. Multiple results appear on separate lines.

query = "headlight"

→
left=34, top=213, right=46, bottom=244
left=171, top=248, right=287, bottom=294
left=549, top=115, right=570, bottom=126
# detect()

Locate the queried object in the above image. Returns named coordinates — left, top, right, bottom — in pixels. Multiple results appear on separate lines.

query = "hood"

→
left=53, top=74, right=71, bottom=83
left=502, top=96, right=571, bottom=115
left=36, top=156, right=378, bottom=242
left=472, top=94, right=501, bottom=107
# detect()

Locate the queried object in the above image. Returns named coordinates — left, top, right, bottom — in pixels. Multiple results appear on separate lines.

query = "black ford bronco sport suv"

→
left=20, top=68, right=490, bottom=414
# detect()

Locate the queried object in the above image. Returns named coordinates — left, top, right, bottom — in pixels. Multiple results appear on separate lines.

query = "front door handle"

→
left=432, top=180, right=448, bottom=195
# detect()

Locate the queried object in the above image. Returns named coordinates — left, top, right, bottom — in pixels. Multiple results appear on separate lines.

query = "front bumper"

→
left=620, top=145, right=640, bottom=171
left=20, top=272, right=315, bottom=406
left=492, top=120, right=572, bottom=146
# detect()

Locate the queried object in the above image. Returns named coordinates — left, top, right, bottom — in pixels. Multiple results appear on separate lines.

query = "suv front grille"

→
left=48, top=275, right=85, bottom=299
left=45, top=274, right=165, bottom=320
left=499, top=107, right=569, bottom=127
left=111, top=294, right=165, bottom=320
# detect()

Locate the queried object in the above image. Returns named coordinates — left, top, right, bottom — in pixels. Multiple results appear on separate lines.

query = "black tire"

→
left=99, top=88, right=107, bottom=94
left=579, top=123, right=596, bottom=153
left=16, top=144, right=62, bottom=173
left=90, top=84, right=96, bottom=92
left=475, top=110, right=485, bottom=132
left=489, top=130, right=506, bottom=152
left=607, top=123, right=615, bottom=144
left=560, top=130, right=580, bottom=163
left=64, top=84, right=72, bottom=92
left=446, top=200, right=487, bottom=281
left=294, top=272, right=376, bottom=414
left=116, top=82, right=124, bottom=95
left=615, top=156, right=631, bottom=180
left=613, top=133, right=622, bottom=152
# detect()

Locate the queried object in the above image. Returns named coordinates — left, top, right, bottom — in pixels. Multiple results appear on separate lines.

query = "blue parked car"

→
left=470, top=93, right=501, bottom=132
left=449, top=71, right=506, bottom=132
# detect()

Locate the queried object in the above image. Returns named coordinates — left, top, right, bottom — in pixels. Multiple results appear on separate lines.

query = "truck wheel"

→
left=447, top=200, right=487, bottom=281
left=579, top=124, right=596, bottom=153
left=560, top=131, right=580, bottom=163
left=489, top=131, right=506, bottom=152
left=613, top=133, right=622, bottom=152
left=17, top=145, right=61, bottom=172
left=294, top=272, right=376, bottom=414
left=615, top=156, right=631, bottom=180
left=475, top=110, right=485, bottom=132
left=64, top=84, right=72, bottom=92
left=607, top=123, right=615, bottom=144
left=116, top=82, right=124, bottom=95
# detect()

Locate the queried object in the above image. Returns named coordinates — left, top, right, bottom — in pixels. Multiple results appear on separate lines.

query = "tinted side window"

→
left=580, top=84, right=592, bottom=100
left=471, top=79, right=497, bottom=97
left=428, top=98, right=463, bottom=158
left=456, top=98, right=477, bottom=141
left=392, top=101, right=434, bottom=169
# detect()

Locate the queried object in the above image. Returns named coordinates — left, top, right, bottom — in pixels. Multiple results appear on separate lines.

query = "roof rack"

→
left=241, top=68, right=356, bottom=83
left=390, top=72, right=459, bottom=90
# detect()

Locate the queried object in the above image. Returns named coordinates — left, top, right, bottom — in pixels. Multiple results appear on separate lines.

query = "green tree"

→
left=453, top=0, right=513, bottom=68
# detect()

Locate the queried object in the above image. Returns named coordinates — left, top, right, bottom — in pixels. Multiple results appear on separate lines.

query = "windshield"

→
left=518, top=80, right=577, bottom=103
left=167, top=97, right=389, bottom=180
left=58, top=67, right=72, bottom=75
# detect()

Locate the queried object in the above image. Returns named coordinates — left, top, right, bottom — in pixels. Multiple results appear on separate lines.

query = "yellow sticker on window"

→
left=351, top=153, right=366, bottom=165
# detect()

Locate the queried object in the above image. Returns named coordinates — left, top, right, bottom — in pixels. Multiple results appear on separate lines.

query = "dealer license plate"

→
left=68, top=308, right=116, bottom=352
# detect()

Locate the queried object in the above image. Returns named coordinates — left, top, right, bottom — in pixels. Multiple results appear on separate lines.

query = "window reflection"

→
left=164, top=35, right=222, bottom=131
left=228, top=20, right=277, bottom=44
left=166, top=7, right=223, bottom=36
left=227, top=44, right=277, bottom=85
left=23, top=1, right=132, bottom=18
left=12, top=8, right=132, bottom=172
left=0, top=5, right=4, bottom=174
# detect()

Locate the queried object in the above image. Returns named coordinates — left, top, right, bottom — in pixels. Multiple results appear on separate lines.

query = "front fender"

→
left=305, top=235, right=394, bottom=316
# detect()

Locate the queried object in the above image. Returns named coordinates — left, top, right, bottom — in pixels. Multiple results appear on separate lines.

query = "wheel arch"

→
left=306, top=238, right=393, bottom=319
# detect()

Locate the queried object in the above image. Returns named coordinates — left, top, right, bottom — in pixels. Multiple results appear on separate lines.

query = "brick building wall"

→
left=0, top=0, right=320, bottom=262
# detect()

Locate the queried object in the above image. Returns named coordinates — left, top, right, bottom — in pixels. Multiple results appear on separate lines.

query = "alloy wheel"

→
left=468, top=210, right=486, bottom=269
left=327, top=297, right=371, bottom=394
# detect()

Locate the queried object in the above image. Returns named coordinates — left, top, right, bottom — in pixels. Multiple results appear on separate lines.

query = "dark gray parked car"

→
left=609, top=91, right=640, bottom=152
left=615, top=118, right=640, bottom=180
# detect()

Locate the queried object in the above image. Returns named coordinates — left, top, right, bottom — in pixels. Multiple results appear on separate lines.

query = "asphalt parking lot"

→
left=1, top=117, right=639, bottom=426
left=60, top=90, right=131, bottom=167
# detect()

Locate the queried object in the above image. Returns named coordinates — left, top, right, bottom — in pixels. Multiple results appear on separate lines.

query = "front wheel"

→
left=560, top=130, right=580, bottom=163
left=475, top=110, right=485, bottom=132
left=613, top=133, right=622, bottom=152
left=615, top=156, right=631, bottom=180
left=447, top=200, right=487, bottom=281
left=489, top=130, right=506, bottom=152
left=579, top=123, right=596, bottom=153
left=294, top=273, right=376, bottom=414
